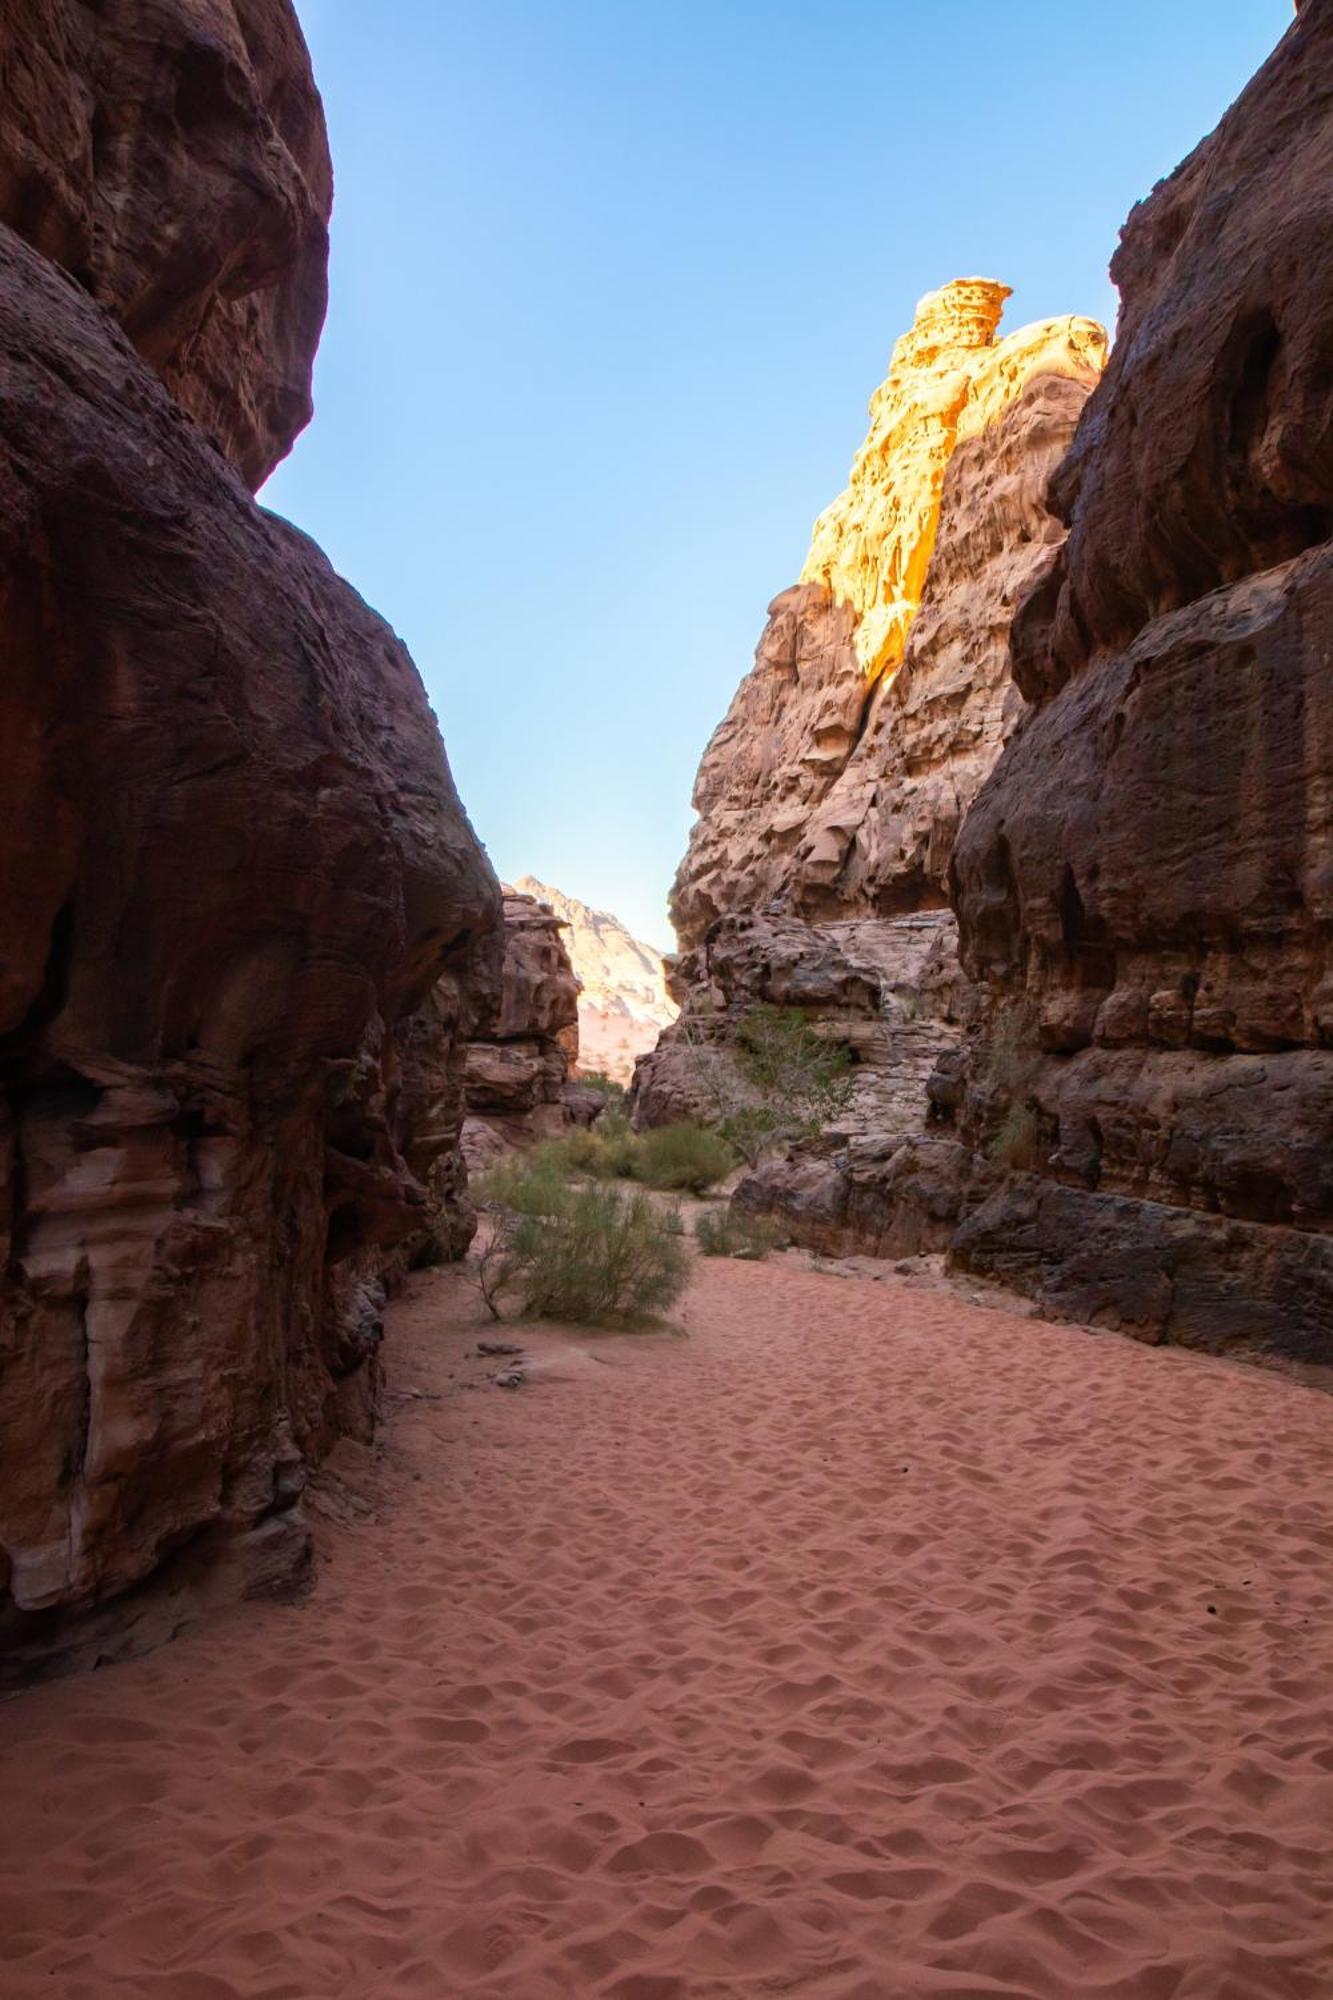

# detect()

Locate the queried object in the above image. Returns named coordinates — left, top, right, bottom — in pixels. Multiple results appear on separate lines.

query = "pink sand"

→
left=3, top=1258, right=1332, bottom=1998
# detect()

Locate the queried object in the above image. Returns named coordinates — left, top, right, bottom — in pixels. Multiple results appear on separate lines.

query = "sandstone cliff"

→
left=671, top=285, right=1106, bottom=948
left=511, top=877, right=677, bottom=1086
left=641, top=284, right=1104, bottom=1237
left=943, top=1, right=1333, bottom=1359
left=461, top=892, right=589, bottom=1167
left=0, top=4, right=499, bottom=1684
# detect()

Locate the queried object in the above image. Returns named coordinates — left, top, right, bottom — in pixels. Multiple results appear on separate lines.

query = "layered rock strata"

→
left=461, top=893, right=590, bottom=1168
left=943, top=2, right=1333, bottom=1359
left=0, top=6, right=499, bottom=1685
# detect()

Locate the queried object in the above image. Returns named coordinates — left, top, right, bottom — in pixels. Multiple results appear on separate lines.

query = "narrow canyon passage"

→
left=3, top=1262, right=1332, bottom=2000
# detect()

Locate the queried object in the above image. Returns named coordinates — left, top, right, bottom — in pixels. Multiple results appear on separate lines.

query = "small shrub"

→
left=477, top=1149, right=568, bottom=1215
left=676, top=1006, right=855, bottom=1167
left=635, top=1121, right=734, bottom=1192
left=518, top=1114, right=642, bottom=1183
left=595, top=1109, right=643, bottom=1179
left=536, top=1128, right=604, bottom=1168
left=476, top=1158, right=691, bottom=1324
left=694, top=1206, right=785, bottom=1260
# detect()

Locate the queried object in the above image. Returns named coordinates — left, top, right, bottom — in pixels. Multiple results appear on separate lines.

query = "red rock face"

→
left=948, top=5, right=1333, bottom=1357
left=650, top=316, right=1099, bottom=1251
left=0, top=219, right=499, bottom=1683
left=462, top=895, right=587, bottom=1163
left=0, top=0, right=332, bottom=486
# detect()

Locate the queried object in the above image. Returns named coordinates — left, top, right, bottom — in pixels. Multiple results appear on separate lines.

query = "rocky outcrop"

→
left=0, top=0, right=332, bottom=485
left=461, top=893, right=588, bottom=1166
left=511, top=876, right=677, bottom=1086
left=634, top=911, right=965, bottom=1254
left=944, top=2, right=1333, bottom=1360
left=671, top=286, right=1106, bottom=948
left=646, top=284, right=1104, bottom=1249
left=0, top=6, right=499, bottom=1685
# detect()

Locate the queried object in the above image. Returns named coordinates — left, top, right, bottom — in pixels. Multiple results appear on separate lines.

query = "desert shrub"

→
left=694, top=1206, right=784, bottom=1260
left=677, top=1006, right=855, bottom=1166
left=518, top=1113, right=641, bottom=1183
left=634, top=1121, right=734, bottom=1192
left=477, top=1148, right=568, bottom=1215
left=594, top=1108, right=643, bottom=1179
left=476, top=1161, right=690, bottom=1324
left=554, top=1126, right=618, bottom=1173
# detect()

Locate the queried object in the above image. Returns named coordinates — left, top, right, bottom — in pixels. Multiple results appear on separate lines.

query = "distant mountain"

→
left=509, top=876, right=677, bottom=1085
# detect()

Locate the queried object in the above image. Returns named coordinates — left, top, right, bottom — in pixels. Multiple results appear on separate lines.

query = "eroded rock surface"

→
left=946, top=3, right=1333, bottom=1358
left=671, top=286, right=1105, bottom=949
left=462, top=893, right=587, bottom=1167
left=647, top=283, right=1103, bottom=1255
left=0, top=46, right=497, bottom=1678
left=0, top=0, right=332, bottom=486
left=511, top=877, right=677, bottom=1087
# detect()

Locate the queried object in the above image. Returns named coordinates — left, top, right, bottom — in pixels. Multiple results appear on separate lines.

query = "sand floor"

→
left=3, top=1255, right=1333, bottom=1999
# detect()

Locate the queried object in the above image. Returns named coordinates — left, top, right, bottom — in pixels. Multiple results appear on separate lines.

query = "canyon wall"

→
left=944, top=0, right=1333, bottom=1358
left=512, top=876, right=677, bottom=1086
left=0, top=3, right=500, bottom=1684
left=656, top=6, right=1332, bottom=1363
left=462, top=892, right=590, bottom=1168
left=671, top=285, right=1106, bottom=946
left=639, top=285, right=1105, bottom=1243
left=0, top=0, right=333, bottom=487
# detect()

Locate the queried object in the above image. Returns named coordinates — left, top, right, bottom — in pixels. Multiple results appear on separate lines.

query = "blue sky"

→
left=266, top=1, right=1292, bottom=949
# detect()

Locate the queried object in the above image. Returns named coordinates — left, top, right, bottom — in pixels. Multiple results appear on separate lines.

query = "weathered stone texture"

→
left=947, top=3, right=1333, bottom=1356
left=647, top=283, right=1103, bottom=1258
left=670, top=287, right=1105, bottom=952
left=0, top=0, right=332, bottom=486
left=461, top=893, right=590, bottom=1166
left=0, top=212, right=497, bottom=1681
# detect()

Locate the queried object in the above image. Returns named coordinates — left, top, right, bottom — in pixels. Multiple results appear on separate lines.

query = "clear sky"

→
left=265, top=0, right=1292, bottom=950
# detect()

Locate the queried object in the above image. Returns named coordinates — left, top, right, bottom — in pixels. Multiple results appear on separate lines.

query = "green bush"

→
left=694, top=1206, right=785, bottom=1260
left=477, top=1148, right=568, bottom=1215
left=594, top=1109, right=643, bottom=1179
left=634, top=1121, right=734, bottom=1193
left=521, top=1109, right=641, bottom=1182
left=476, top=1158, right=690, bottom=1324
left=677, top=1005, right=855, bottom=1167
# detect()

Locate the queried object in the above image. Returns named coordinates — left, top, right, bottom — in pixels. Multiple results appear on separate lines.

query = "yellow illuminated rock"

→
left=799, top=279, right=1107, bottom=683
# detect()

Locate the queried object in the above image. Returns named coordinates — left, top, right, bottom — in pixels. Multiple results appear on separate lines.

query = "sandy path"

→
left=3, top=1257, right=1333, bottom=1999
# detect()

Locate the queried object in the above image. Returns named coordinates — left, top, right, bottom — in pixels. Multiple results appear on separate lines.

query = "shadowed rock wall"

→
left=945, top=2, right=1333, bottom=1358
left=0, top=0, right=333, bottom=486
left=0, top=5, right=500, bottom=1684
